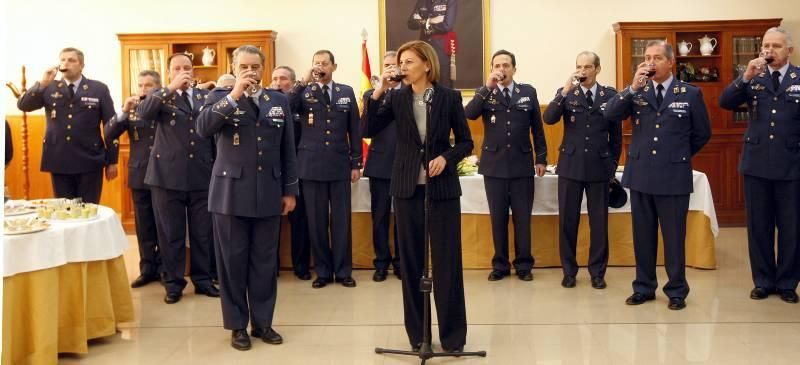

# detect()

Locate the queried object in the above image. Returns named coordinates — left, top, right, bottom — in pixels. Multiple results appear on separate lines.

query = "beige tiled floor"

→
left=59, top=227, right=799, bottom=364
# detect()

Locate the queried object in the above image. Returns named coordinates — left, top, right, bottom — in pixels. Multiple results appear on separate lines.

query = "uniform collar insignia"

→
left=263, top=94, right=270, bottom=102
left=82, top=84, right=89, bottom=91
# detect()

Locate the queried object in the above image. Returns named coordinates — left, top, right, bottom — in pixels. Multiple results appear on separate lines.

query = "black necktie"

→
left=245, top=96, right=259, bottom=115
left=656, top=84, right=664, bottom=107
left=586, top=90, right=593, bottom=106
left=503, top=88, right=511, bottom=105
left=322, top=85, right=331, bottom=105
left=181, top=91, right=191, bottom=110
left=772, top=71, right=781, bottom=90
left=68, top=83, right=75, bottom=99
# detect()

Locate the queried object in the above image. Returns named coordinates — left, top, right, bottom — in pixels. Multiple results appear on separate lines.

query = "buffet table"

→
left=279, top=171, right=718, bottom=270
left=3, top=205, right=134, bottom=365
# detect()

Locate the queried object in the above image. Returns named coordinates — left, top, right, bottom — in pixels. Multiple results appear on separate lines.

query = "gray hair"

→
left=576, top=51, right=601, bottom=67
left=384, top=50, right=398, bottom=59
left=765, top=27, right=794, bottom=48
left=216, top=73, right=235, bottom=87
left=138, top=70, right=161, bottom=85
left=274, top=65, right=296, bottom=81
left=232, top=45, right=265, bottom=65
left=645, top=40, right=674, bottom=60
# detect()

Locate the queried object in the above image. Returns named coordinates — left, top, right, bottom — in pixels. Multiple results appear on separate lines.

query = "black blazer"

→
left=542, top=84, right=622, bottom=182
left=464, top=83, right=548, bottom=178
left=365, top=84, right=473, bottom=200
left=17, top=77, right=118, bottom=174
left=137, top=87, right=214, bottom=192
left=719, top=64, right=800, bottom=181
left=197, top=88, right=299, bottom=218
left=361, top=89, right=397, bottom=180
left=103, top=111, right=157, bottom=190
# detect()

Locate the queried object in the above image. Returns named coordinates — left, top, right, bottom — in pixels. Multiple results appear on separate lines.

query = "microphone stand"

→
left=375, top=87, right=487, bottom=364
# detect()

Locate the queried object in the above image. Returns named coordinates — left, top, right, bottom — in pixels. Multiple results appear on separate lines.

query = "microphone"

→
left=422, top=87, right=434, bottom=104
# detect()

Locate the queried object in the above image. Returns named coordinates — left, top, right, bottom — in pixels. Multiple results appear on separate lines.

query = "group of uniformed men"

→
left=15, top=26, right=799, bottom=350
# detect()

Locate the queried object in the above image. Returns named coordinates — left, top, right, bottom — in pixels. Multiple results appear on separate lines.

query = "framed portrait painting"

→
left=379, top=0, right=491, bottom=94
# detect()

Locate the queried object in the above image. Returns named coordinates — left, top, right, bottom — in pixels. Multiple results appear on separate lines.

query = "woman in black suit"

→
left=364, top=40, right=473, bottom=352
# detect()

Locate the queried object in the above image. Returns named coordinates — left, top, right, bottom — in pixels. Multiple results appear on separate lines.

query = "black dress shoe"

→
left=443, top=345, right=464, bottom=356
left=780, top=290, right=799, bottom=304
left=591, top=277, right=607, bottom=289
left=338, top=276, right=357, bottom=288
left=625, top=292, right=655, bottom=305
left=394, top=270, right=402, bottom=280
left=312, top=277, right=331, bottom=288
left=295, top=272, right=312, bottom=281
left=373, top=269, right=388, bottom=282
left=668, top=297, right=686, bottom=310
left=195, top=285, right=220, bottom=297
left=487, top=270, right=510, bottom=281
left=750, top=287, right=773, bottom=300
left=517, top=270, right=533, bottom=281
left=251, top=327, right=283, bottom=344
left=164, top=292, right=182, bottom=304
left=561, top=275, right=576, bottom=288
left=231, top=329, right=251, bottom=351
left=130, top=274, right=160, bottom=288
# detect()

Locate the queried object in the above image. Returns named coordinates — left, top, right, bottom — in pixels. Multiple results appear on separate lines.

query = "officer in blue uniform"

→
left=104, top=70, right=163, bottom=288
left=719, top=27, right=800, bottom=304
left=137, top=53, right=219, bottom=304
left=361, top=51, right=401, bottom=282
left=271, top=65, right=311, bottom=280
left=542, top=51, right=622, bottom=290
left=464, top=49, right=547, bottom=282
left=408, top=0, right=457, bottom=88
left=198, top=45, right=298, bottom=351
left=287, top=50, right=362, bottom=289
left=17, top=47, right=119, bottom=203
left=604, top=41, right=711, bottom=310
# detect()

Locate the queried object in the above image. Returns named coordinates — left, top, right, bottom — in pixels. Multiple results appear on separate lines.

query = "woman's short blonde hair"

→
left=397, top=40, right=440, bottom=84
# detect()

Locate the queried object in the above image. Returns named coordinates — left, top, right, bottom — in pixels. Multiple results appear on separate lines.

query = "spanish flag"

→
left=360, top=28, right=372, bottom=165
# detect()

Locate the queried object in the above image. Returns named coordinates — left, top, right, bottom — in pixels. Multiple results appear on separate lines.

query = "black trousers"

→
left=50, top=170, right=103, bottom=203
left=150, top=186, right=214, bottom=294
left=484, top=176, right=534, bottom=272
left=630, top=190, right=690, bottom=299
left=131, top=188, right=161, bottom=277
left=213, top=213, right=280, bottom=330
left=395, top=185, right=466, bottom=350
left=744, top=175, right=800, bottom=291
left=557, top=177, right=610, bottom=278
left=369, top=177, right=399, bottom=271
left=287, top=181, right=311, bottom=275
left=302, top=179, right=352, bottom=279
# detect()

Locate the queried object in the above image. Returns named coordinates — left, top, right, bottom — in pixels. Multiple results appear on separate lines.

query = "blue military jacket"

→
left=542, top=84, right=622, bottom=182
left=604, top=78, right=712, bottom=195
left=197, top=88, right=298, bottom=218
left=104, top=110, right=156, bottom=190
left=137, top=87, right=214, bottom=192
left=17, top=77, right=118, bottom=174
left=361, top=89, right=397, bottom=180
left=288, top=81, right=362, bottom=181
left=719, top=64, right=800, bottom=181
left=464, top=82, right=547, bottom=178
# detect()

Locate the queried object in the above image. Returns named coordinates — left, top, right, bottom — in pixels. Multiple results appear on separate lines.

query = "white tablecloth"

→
left=3, top=205, right=129, bottom=277
left=351, top=171, right=719, bottom=237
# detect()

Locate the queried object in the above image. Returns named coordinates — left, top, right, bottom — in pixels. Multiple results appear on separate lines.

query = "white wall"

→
left=2, top=0, right=799, bottom=115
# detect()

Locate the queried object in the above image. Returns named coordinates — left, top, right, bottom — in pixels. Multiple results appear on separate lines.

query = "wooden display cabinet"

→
left=613, top=19, right=781, bottom=225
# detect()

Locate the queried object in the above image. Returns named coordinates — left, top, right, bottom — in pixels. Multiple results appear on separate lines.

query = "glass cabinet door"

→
left=123, top=45, right=167, bottom=98
left=731, top=36, right=762, bottom=122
